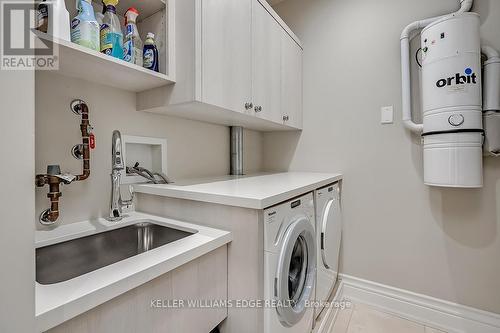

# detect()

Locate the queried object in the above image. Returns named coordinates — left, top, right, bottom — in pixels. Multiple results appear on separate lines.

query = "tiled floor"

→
left=330, top=302, right=447, bottom=333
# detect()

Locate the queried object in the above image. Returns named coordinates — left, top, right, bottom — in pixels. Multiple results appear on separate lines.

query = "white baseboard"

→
left=339, top=274, right=500, bottom=333
left=314, top=281, right=347, bottom=333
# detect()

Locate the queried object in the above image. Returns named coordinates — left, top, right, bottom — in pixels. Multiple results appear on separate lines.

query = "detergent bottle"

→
left=143, top=32, right=159, bottom=72
left=36, top=0, right=48, bottom=33
left=123, top=7, right=143, bottom=66
left=100, top=0, right=123, bottom=59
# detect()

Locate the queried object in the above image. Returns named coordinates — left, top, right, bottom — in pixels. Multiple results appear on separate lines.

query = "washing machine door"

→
left=275, top=216, right=316, bottom=327
left=320, top=195, right=341, bottom=277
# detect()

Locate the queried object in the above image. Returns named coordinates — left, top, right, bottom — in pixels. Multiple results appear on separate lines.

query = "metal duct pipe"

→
left=482, top=45, right=500, bottom=156
left=230, top=126, right=244, bottom=175
left=482, top=45, right=500, bottom=113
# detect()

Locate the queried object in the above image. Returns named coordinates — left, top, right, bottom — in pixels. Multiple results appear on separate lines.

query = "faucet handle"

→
left=56, top=173, right=77, bottom=184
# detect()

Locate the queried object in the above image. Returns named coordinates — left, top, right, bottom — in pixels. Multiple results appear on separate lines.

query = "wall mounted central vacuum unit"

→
left=400, top=0, right=500, bottom=188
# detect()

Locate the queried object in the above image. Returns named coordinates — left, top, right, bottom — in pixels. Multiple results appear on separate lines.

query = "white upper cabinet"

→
left=252, top=1, right=282, bottom=124
left=281, top=30, right=303, bottom=129
left=201, top=0, right=253, bottom=112
left=136, top=0, right=303, bottom=131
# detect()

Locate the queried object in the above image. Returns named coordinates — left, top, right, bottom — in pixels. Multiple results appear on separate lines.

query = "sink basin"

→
left=36, top=221, right=196, bottom=285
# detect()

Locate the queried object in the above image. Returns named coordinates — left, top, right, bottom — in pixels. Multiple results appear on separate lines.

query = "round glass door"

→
left=275, top=217, right=316, bottom=327
left=289, top=235, right=308, bottom=303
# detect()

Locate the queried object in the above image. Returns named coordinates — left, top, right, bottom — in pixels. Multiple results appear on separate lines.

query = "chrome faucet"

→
left=109, top=130, right=134, bottom=221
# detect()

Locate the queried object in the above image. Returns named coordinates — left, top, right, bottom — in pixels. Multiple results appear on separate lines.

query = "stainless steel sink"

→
left=36, top=221, right=196, bottom=285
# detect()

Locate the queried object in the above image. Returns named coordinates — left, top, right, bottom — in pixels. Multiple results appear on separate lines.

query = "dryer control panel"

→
left=263, top=192, right=315, bottom=253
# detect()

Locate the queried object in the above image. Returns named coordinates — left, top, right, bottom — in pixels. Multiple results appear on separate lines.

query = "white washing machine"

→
left=263, top=192, right=316, bottom=333
left=314, top=182, right=342, bottom=319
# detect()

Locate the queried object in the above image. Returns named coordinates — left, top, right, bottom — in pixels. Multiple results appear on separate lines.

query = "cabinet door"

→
left=252, top=2, right=282, bottom=123
left=281, top=32, right=303, bottom=129
left=201, top=0, right=252, bottom=113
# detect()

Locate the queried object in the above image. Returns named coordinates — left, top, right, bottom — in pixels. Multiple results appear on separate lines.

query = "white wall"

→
left=268, top=0, right=500, bottom=314
left=35, top=72, right=263, bottom=229
left=0, top=67, right=35, bottom=331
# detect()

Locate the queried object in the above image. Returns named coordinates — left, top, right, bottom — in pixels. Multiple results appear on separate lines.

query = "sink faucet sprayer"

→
left=109, top=130, right=134, bottom=221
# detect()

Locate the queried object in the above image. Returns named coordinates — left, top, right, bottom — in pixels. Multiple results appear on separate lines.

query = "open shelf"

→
left=35, top=32, right=175, bottom=92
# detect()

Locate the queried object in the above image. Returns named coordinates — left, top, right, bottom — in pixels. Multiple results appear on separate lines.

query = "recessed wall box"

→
left=122, top=135, right=167, bottom=184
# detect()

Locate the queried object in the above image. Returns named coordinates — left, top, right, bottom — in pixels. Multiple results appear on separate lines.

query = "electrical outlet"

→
left=381, top=106, right=394, bottom=124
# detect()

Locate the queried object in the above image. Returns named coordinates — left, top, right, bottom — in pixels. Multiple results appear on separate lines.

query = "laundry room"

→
left=1, top=0, right=500, bottom=333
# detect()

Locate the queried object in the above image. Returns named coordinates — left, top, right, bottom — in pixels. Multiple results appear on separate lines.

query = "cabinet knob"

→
left=254, top=106, right=262, bottom=113
left=283, top=115, right=289, bottom=122
left=245, top=102, right=253, bottom=110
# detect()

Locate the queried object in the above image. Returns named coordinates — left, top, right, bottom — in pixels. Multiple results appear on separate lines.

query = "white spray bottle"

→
left=47, top=0, right=71, bottom=41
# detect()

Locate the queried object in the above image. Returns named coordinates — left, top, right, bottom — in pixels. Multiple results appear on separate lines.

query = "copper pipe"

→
left=36, top=100, right=92, bottom=224
left=75, top=102, right=90, bottom=181
left=35, top=173, right=63, bottom=223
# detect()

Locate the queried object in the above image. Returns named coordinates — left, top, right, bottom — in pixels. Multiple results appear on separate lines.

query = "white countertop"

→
left=35, top=212, right=231, bottom=332
left=133, top=172, right=342, bottom=209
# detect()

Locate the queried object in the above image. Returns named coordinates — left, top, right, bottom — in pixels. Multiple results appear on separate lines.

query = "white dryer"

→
left=263, top=192, right=316, bottom=333
left=314, top=182, right=342, bottom=318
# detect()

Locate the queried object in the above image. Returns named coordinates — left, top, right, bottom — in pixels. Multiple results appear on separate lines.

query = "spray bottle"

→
left=49, top=0, right=71, bottom=41
left=123, top=8, right=143, bottom=66
left=71, top=0, right=99, bottom=51
left=100, top=0, right=123, bottom=59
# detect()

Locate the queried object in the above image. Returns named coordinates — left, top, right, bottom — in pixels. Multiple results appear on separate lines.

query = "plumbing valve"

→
left=36, top=100, right=93, bottom=225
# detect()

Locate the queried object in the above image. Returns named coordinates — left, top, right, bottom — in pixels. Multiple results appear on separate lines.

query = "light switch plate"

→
left=381, top=106, right=394, bottom=124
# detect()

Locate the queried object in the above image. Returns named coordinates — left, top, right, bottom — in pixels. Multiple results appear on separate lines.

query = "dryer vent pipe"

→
left=230, top=126, right=244, bottom=175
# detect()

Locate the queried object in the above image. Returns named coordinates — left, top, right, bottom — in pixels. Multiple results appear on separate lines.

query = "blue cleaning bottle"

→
left=143, top=32, right=159, bottom=72
left=100, top=0, right=123, bottom=59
